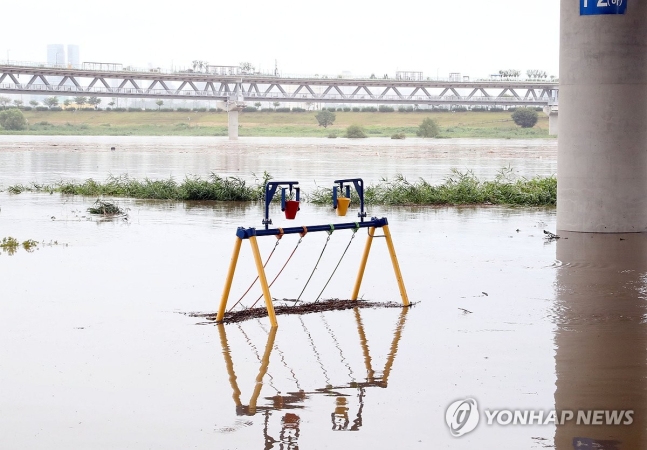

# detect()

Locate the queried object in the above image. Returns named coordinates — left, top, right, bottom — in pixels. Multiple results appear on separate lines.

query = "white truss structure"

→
left=0, top=64, right=558, bottom=106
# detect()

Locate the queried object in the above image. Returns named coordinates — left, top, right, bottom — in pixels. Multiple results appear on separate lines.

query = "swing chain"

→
left=314, top=225, right=359, bottom=303
left=296, top=232, right=332, bottom=303
left=248, top=234, right=305, bottom=309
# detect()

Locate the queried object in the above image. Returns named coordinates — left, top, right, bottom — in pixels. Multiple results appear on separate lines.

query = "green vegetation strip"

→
left=8, top=173, right=270, bottom=201
left=310, top=170, right=556, bottom=206
left=5, top=170, right=556, bottom=206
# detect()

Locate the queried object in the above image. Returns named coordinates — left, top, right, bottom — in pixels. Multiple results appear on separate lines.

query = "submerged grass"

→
left=6, top=170, right=556, bottom=206
left=310, top=168, right=556, bottom=206
left=1, top=237, right=41, bottom=255
left=8, top=172, right=271, bottom=202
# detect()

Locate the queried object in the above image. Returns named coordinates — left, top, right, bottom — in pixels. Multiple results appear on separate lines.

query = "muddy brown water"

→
left=1, top=137, right=643, bottom=449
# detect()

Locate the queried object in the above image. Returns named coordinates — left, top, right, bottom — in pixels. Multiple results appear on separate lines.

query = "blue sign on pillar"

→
left=581, top=0, right=627, bottom=15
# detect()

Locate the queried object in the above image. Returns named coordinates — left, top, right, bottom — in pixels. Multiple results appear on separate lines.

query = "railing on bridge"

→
left=0, top=60, right=557, bottom=83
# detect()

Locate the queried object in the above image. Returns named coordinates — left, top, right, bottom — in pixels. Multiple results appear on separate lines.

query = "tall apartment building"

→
left=47, top=44, right=65, bottom=66
left=67, top=45, right=80, bottom=68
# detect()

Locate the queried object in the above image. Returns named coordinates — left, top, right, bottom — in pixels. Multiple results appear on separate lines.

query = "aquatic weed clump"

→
left=21, top=239, right=39, bottom=252
left=1, top=237, right=19, bottom=255
left=87, top=199, right=126, bottom=216
left=1, top=237, right=42, bottom=255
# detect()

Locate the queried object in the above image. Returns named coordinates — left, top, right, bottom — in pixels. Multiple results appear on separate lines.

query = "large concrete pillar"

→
left=558, top=2, right=647, bottom=232
left=228, top=108, right=239, bottom=140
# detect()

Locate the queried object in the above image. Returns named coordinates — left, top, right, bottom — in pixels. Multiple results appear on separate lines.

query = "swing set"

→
left=217, top=178, right=410, bottom=327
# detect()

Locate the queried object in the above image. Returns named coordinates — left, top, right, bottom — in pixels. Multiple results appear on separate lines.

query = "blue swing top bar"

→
left=236, top=217, right=389, bottom=239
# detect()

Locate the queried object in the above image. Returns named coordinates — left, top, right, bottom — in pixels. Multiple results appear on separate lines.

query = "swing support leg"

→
left=351, top=226, right=375, bottom=300
left=248, top=326, right=277, bottom=414
left=249, top=235, right=278, bottom=327
left=217, top=237, right=243, bottom=322
left=217, top=323, right=243, bottom=409
left=383, top=225, right=410, bottom=306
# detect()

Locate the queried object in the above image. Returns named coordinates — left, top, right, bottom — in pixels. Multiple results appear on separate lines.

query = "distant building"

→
left=47, top=44, right=65, bottom=66
left=449, top=73, right=462, bottom=82
left=67, top=45, right=80, bottom=68
left=395, top=71, right=423, bottom=81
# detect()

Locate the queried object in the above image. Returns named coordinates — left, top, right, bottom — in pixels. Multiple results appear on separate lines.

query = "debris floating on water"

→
left=87, top=199, right=127, bottom=217
left=189, top=299, right=414, bottom=324
left=543, top=230, right=560, bottom=240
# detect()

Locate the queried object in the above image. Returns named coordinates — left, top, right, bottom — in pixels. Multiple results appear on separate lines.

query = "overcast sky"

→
left=1, top=0, right=560, bottom=78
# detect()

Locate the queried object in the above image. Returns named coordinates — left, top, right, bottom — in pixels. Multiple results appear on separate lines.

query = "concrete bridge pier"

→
left=543, top=105, right=558, bottom=136
left=226, top=94, right=245, bottom=140
left=228, top=107, right=239, bottom=140
left=558, top=1, right=647, bottom=232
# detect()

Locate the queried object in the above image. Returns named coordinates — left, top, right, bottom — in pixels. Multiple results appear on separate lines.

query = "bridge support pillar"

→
left=558, top=1, right=647, bottom=232
left=228, top=108, right=239, bottom=140
left=548, top=112, right=558, bottom=137
left=543, top=106, right=558, bottom=136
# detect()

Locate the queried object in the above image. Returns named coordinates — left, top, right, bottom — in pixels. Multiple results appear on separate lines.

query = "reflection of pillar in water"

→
left=554, top=233, right=647, bottom=449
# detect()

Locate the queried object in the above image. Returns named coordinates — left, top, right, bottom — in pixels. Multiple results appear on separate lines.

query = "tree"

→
left=88, top=97, right=101, bottom=109
left=315, top=110, right=336, bottom=128
left=346, top=124, right=366, bottom=138
left=29, top=100, right=39, bottom=108
left=526, top=69, right=547, bottom=80
left=417, top=117, right=440, bottom=138
left=156, top=100, right=164, bottom=110
left=239, top=62, right=255, bottom=74
left=63, top=99, right=71, bottom=108
left=43, top=96, right=59, bottom=109
left=0, top=96, right=11, bottom=110
left=0, top=108, right=27, bottom=130
left=108, top=101, right=116, bottom=109
left=192, top=60, right=208, bottom=73
left=498, top=69, right=521, bottom=79
left=254, top=102, right=262, bottom=110
left=273, top=101, right=281, bottom=110
left=74, top=96, right=87, bottom=109
left=511, top=108, right=538, bottom=128
left=13, top=100, right=23, bottom=108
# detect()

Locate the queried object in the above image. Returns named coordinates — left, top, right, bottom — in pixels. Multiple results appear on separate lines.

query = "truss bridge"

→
left=0, top=62, right=558, bottom=107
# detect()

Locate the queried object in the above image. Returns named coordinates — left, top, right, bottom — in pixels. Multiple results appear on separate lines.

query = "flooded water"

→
left=1, top=137, right=644, bottom=449
left=0, top=136, right=556, bottom=189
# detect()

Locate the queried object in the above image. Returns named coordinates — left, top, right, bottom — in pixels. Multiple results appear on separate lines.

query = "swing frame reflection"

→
left=217, top=307, right=409, bottom=446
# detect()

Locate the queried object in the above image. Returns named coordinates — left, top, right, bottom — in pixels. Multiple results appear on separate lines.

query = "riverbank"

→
left=0, top=110, right=551, bottom=138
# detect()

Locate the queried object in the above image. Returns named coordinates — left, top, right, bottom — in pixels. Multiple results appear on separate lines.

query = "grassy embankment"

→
left=0, top=110, right=550, bottom=138
left=7, top=170, right=557, bottom=206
